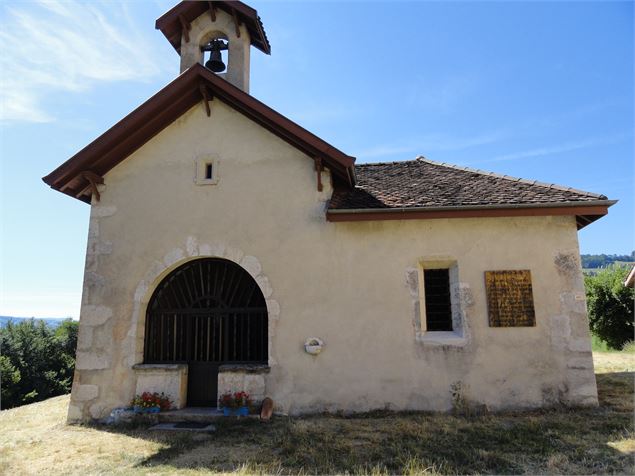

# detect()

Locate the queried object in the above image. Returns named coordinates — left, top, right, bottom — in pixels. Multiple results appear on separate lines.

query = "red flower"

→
left=219, top=390, right=251, bottom=409
left=131, top=391, right=173, bottom=410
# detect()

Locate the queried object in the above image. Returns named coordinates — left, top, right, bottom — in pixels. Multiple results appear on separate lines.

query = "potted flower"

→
left=131, top=391, right=173, bottom=413
left=218, top=391, right=251, bottom=416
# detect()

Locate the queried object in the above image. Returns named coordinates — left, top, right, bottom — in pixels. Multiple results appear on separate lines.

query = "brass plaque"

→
left=485, top=270, right=536, bottom=327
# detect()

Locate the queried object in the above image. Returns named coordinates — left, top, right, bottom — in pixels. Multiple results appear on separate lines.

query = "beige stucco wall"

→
left=68, top=97, right=597, bottom=422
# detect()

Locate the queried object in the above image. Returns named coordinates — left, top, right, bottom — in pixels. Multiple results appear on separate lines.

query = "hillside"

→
left=581, top=252, right=635, bottom=269
left=0, top=316, right=75, bottom=329
left=0, top=352, right=632, bottom=475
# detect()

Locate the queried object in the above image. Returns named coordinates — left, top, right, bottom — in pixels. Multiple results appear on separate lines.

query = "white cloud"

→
left=486, top=133, right=629, bottom=163
left=0, top=0, right=164, bottom=123
left=356, top=130, right=505, bottom=160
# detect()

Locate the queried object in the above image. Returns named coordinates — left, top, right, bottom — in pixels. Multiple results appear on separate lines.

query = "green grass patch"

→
left=591, top=334, right=634, bottom=353
left=592, top=334, right=615, bottom=352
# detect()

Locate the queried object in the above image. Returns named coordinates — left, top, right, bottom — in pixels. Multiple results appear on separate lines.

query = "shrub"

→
left=584, top=266, right=634, bottom=350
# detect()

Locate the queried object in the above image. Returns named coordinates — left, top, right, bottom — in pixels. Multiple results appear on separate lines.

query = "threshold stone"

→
left=149, top=422, right=216, bottom=432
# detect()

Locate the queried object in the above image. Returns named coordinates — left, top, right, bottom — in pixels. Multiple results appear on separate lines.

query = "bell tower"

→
left=156, top=1, right=271, bottom=93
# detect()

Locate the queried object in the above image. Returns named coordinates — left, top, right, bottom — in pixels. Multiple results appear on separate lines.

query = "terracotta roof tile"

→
left=329, top=157, right=608, bottom=210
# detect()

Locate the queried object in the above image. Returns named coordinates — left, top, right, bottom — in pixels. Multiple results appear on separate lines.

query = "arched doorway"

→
left=144, top=258, right=268, bottom=406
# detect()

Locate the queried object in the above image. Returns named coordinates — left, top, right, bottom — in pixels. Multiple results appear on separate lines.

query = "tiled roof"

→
left=329, top=157, right=608, bottom=210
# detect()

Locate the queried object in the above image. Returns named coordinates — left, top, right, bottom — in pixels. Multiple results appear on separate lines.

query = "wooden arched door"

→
left=144, top=258, right=268, bottom=406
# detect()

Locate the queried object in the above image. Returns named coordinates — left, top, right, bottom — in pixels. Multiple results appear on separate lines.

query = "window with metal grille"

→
left=144, top=258, right=268, bottom=364
left=423, top=268, right=453, bottom=331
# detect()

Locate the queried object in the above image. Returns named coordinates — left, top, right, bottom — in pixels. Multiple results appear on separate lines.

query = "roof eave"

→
left=43, top=64, right=355, bottom=202
left=326, top=200, right=617, bottom=229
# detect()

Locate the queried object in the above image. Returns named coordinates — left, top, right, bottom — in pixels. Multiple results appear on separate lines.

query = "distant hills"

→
left=0, top=316, right=75, bottom=329
left=581, top=252, right=634, bottom=269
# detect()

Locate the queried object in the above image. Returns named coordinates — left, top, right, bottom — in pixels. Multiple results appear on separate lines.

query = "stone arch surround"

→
left=125, top=236, right=281, bottom=371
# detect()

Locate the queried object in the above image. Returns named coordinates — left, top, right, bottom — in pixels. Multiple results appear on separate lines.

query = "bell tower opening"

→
left=156, top=2, right=271, bottom=94
left=202, top=38, right=229, bottom=73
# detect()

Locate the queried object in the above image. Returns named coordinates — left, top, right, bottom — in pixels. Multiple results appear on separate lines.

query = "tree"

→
left=0, top=355, right=21, bottom=407
left=0, top=319, right=79, bottom=409
left=581, top=251, right=635, bottom=269
left=584, top=266, right=634, bottom=350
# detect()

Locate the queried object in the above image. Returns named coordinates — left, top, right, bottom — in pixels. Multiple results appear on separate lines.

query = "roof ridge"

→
left=355, top=159, right=420, bottom=167
left=415, top=156, right=607, bottom=200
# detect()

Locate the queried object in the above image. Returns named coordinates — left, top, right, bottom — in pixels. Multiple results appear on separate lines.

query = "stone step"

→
left=149, top=422, right=217, bottom=432
left=157, top=407, right=259, bottom=423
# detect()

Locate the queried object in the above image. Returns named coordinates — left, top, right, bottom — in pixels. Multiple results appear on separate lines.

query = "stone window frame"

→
left=414, top=258, right=469, bottom=346
left=195, top=157, right=220, bottom=185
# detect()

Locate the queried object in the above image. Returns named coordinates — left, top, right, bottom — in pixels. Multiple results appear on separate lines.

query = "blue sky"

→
left=1, top=0, right=633, bottom=318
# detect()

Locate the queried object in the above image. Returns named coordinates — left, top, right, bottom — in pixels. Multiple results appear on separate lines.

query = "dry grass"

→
left=594, top=351, right=635, bottom=374
left=1, top=353, right=633, bottom=475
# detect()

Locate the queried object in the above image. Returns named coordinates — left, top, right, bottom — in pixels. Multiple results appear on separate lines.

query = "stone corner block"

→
left=89, top=403, right=106, bottom=419
left=67, top=404, right=83, bottom=423
left=186, top=236, right=200, bottom=257
left=164, top=248, right=185, bottom=267
left=75, top=352, right=111, bottom=370
left=91, top=205, right=117, bottom=218
left=255, top=275, right=273, bottom=298
left=266, top=299, right=280, bottom=318
left=81, top=305, right=113, bottom=326
left=73, top=384, right=99, bottom=401
left=240, top=255, right=262, bottom=278
left=567, top=357, right=594, bottom=370
left=568, top=338, right=592, bottom=353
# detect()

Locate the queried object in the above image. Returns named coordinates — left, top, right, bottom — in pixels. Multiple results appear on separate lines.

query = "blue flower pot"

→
left=223, top=406, right=249, bottom=416
left=133, top=405, right=161, bottom=414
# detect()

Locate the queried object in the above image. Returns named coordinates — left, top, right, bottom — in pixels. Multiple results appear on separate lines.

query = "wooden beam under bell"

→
left=199, top=84, right=213, bottom=117
left=178, top=14, right=191, bottom=42
left=231, top=9, right=241, bottom=38
left=208, top=1, right=216, bottom=22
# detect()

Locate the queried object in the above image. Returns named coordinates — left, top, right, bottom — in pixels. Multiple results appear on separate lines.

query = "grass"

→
left=590, top=335, right=635, bottom=353
left=1, top=352, right=633, bottom=475
left=591, top=334, right=635, bottom=354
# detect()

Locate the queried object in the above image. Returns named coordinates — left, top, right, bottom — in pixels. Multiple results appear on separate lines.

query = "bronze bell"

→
left=202, top=39, right=228, bottom=73
left=205, top=48, right=225, bottom=73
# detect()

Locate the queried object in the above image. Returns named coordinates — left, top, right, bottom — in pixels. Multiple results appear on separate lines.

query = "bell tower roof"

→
left=156, top=1, right=271, bottom=55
